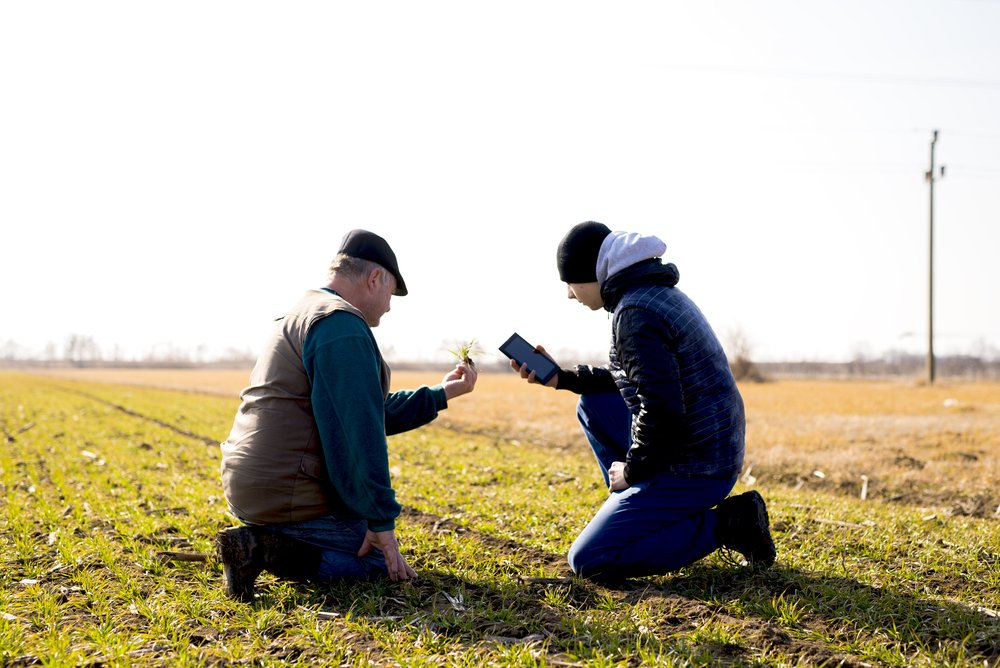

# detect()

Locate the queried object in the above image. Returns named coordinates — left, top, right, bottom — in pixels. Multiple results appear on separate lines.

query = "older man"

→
left=217, top=229, right=477, bottom=601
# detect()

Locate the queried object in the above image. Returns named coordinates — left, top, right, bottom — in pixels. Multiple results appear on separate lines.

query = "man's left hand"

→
left=608, top=461, right=629, bottom=492
left=358, top=529, right=417, bottom=582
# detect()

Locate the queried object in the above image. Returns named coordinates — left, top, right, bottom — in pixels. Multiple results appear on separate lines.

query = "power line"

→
left=943, top=129, right=1000, bottom=140
left=655, top=63, right=1000, bottom=91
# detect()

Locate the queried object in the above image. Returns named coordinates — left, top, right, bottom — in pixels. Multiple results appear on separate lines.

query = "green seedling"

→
left=449, top=339, right=481, bottom=367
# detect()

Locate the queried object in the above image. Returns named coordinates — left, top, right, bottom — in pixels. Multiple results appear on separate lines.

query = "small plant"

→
left=449, top=339, right=481, bottom=367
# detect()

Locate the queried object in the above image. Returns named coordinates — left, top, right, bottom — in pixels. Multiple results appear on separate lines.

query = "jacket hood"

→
left=596, top=231, right=668, bottom=288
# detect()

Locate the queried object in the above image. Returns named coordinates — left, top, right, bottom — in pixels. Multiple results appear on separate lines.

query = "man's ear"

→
left=366, top=267, right=383, bottom=291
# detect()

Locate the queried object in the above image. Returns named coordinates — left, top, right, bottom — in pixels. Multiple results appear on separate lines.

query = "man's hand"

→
left=608, top=461, right=629, bottom=492
left=442, top=362, right=478, bottom=400
left=357, top=529, right=418, bottom=582
left=510, top=344, right=559, bottom=388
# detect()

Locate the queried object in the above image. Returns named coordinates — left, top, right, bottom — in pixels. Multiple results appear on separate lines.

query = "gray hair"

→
left=328, top=253, right=393, bottom=286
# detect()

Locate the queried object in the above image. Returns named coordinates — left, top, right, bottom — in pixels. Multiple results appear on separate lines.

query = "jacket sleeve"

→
left=614, top=306, right=686, bottom=484
left=303, top=312, right=400, bottom=532
left=384, top=385, right=448, bottom=435
left=556, top=364, right=618, bottom=394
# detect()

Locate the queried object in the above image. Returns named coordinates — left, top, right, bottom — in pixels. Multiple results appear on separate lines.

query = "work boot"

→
left=715, top=490, right=777, bottom=568
left=260, top=532, right=322, bottom=583
left=216, top=526, right=265, bottom=602
left=216, top=526, right=324, bottom=601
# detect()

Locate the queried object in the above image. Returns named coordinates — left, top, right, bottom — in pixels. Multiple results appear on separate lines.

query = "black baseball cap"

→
left=338, top=229, right=408, bottom=296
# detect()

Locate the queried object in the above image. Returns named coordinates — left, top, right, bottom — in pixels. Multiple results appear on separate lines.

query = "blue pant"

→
left=568, top=393, right=737, bottom=581
left=267, top=515, right=387, bottom=581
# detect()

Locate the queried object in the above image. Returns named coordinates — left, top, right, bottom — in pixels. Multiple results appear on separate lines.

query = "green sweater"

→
left=302, top=306, right=447, bottom=532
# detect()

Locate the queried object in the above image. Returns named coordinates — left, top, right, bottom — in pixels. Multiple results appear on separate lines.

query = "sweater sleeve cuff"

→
left=430, top=385, right=448, bottom=410
left=622, top=461, right=649, bottom=486
left=368, top=518, right=396, bottom=533
left=556, top=368, right=580, bottom=393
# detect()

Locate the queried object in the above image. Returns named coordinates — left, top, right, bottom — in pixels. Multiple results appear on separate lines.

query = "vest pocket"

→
left=298, top=453, right=325, bottom=480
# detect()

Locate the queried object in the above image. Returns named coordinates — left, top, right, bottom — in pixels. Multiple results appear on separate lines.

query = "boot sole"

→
left=745, top=491, right=777, bottom=568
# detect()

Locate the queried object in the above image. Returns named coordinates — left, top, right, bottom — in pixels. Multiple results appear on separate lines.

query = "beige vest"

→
left=220, top=289, right=390, bottom=524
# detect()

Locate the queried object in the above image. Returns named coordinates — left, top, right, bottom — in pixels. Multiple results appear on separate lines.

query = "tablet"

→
left=499, top=333, right=559, bottom=384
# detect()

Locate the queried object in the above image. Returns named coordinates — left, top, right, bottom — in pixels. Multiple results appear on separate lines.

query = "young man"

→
left=217, top=229, right=478, bottom=601
left=511, top=221, right=775, bottom=582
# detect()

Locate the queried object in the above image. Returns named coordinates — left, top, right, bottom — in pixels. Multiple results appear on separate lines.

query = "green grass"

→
left=1, top=372, right=998, bottom=666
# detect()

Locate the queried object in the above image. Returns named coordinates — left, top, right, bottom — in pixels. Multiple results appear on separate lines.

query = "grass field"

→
left=2, top=369, right=998, bottom=666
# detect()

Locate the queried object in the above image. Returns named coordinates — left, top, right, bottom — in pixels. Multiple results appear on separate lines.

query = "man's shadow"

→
left=258, top=558, right=998, bottom=666
left=632, top=563, right=1000, bottom=666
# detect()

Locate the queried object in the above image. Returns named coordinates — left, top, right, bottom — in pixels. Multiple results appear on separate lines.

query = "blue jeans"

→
left=568, top=393, right=737, bottom=581
left=267, top=515, right=387, bottom=581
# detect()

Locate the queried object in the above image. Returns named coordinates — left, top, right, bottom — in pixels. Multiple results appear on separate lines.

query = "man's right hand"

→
left=442, top=362, right=478, bottom=400
left=358, top=529, right=418, bottom=582
left=511, top=344, right=559, bottom=388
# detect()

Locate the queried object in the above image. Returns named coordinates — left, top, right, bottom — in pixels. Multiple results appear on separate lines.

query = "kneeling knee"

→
left=568, top=543, right=617, bottom=582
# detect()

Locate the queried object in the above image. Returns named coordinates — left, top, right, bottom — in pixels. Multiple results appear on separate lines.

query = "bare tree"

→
left=726, top=327, right=765, bottom=383
left=64, top=334, right=102, bottom=367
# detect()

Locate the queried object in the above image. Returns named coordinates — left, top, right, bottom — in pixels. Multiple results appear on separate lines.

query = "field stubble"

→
left=35, top=367, right=1000, bottom=517
left=3, top=368, right=998, bottom=666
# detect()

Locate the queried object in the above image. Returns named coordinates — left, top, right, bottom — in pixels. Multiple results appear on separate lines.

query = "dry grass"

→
left=30, top=368, right=254, bottom=396
left=32, top=368, right=1000, bottom=517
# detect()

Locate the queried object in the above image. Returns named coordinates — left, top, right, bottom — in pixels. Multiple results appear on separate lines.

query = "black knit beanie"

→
left=556, top=221, right=612, bottom=283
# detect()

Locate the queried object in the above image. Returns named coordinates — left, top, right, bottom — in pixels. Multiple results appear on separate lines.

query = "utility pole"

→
left=925, top=130, right=944, bottom=384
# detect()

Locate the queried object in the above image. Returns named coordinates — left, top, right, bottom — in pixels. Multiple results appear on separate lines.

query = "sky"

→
left=2, top=0, right=999, bottom=367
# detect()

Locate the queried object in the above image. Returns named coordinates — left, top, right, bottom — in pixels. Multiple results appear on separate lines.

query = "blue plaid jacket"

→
left=609, top=282, right=745, bottom=482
